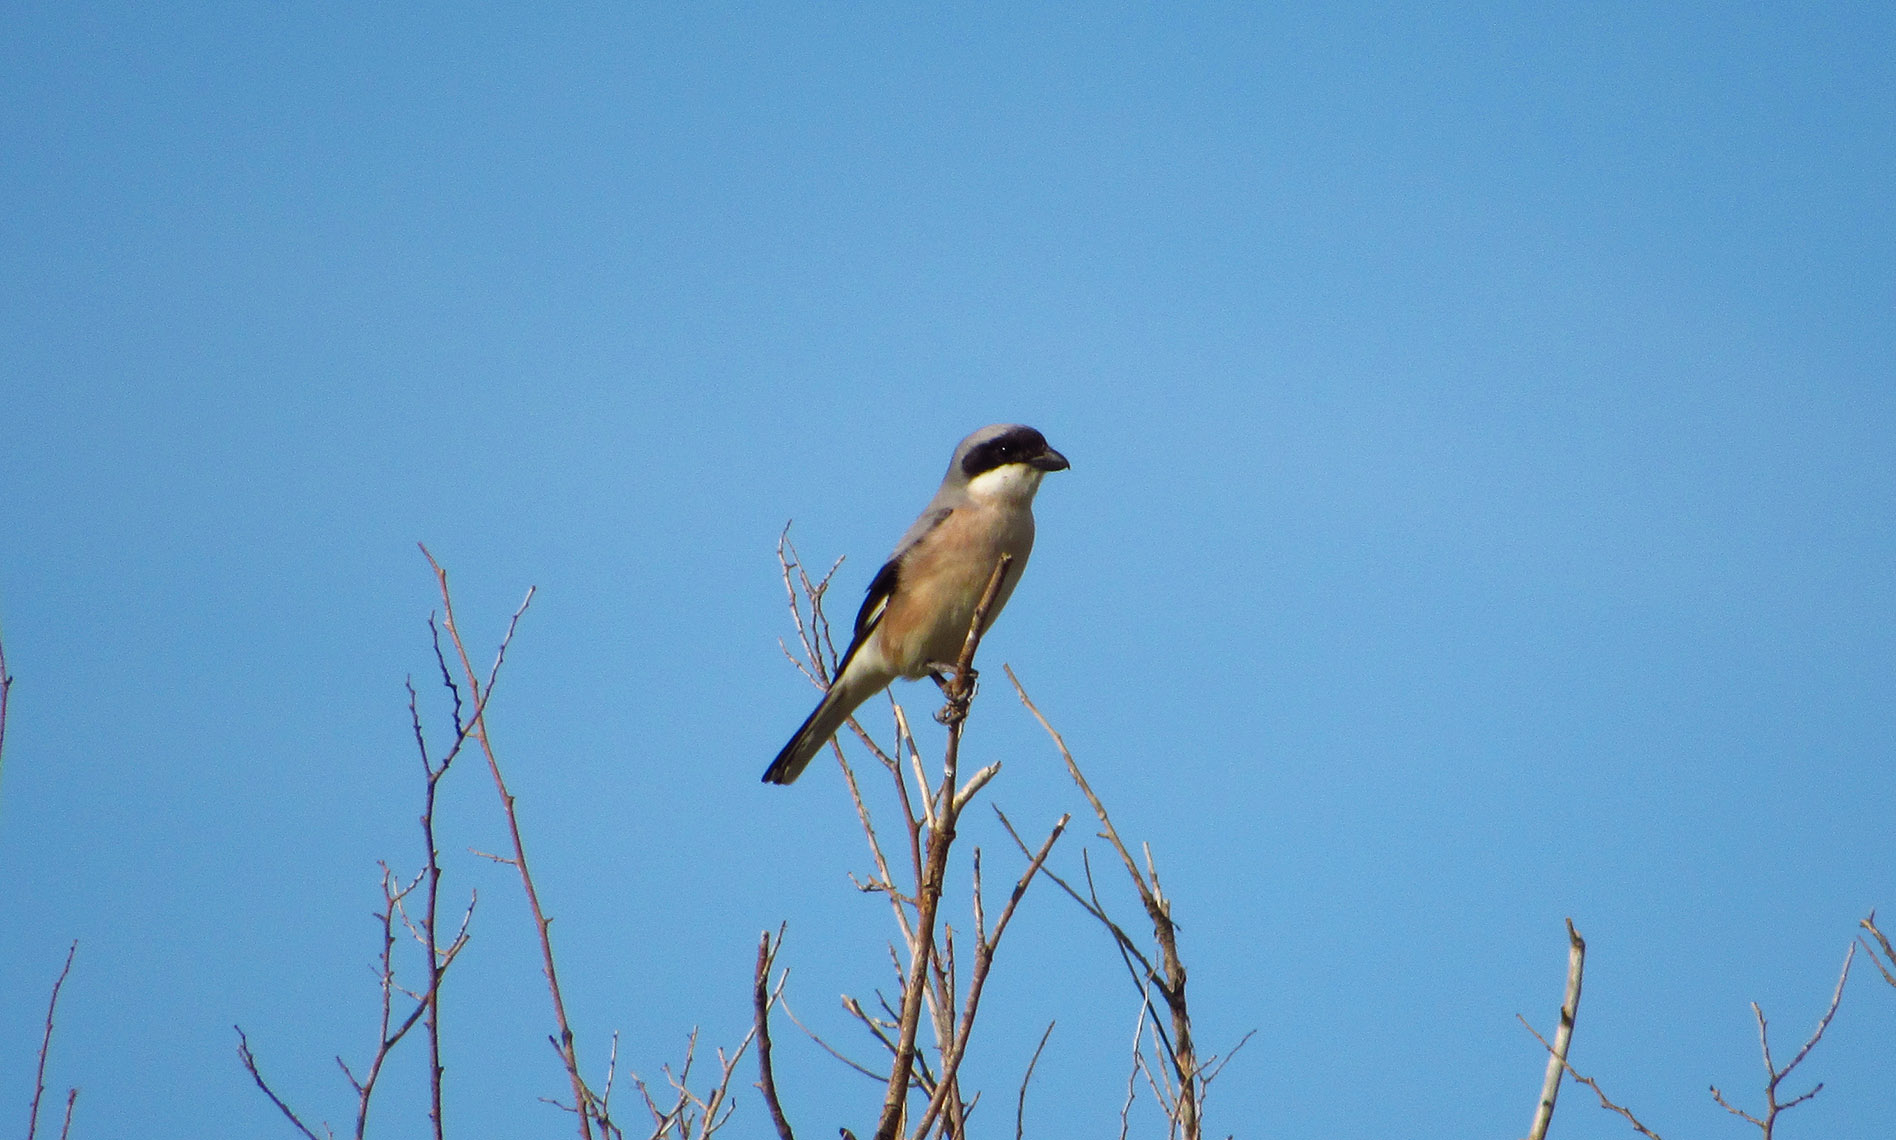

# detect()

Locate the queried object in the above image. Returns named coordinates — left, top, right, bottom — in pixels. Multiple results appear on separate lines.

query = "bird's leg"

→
left=926, top=662, right=977, bottom=688
left=927, top=662, right=978, bottom=723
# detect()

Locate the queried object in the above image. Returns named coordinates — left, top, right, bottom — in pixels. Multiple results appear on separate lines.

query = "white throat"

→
left=964, top=463, right=1045, bottom=505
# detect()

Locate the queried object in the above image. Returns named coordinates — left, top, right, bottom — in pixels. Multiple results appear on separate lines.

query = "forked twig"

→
left=755, top=927, right=796, bottom=1140
left=624, top=1018, right=763, bottom=1140
left=1709, top=943, right=1857, bottom=1139
left=1520, top=1018, right=1664, bottom=1140
left=908, top=815, right=1069, bottom=1140
left=418, top=546, right=596, bottom=1137
left=1858, top=911, right=1896, bottom=990
left=1005, top=667, right=1214, bottom=1139
left=28, top=942, right=79, bottom=1140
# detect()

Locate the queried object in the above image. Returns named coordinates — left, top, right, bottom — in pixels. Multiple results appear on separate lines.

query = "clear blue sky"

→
left=4, top=3, right=1893, bottom=1137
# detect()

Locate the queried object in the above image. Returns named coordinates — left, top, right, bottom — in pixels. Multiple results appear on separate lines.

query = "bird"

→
left=763, top=424, right=1070, bottom=784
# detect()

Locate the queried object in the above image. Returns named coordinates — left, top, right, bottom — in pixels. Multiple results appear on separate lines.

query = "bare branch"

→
left=1119, top=1001, right=1150, bottom=1140
left=781, top=997, right=883, bottom=1081
left=1710, top=942, right=1857, bottom=1139
left=910, top=815, right=1069, bottom=1140
left=236, top=1026, right=331, bottom=1140
left=1526, top=919, right=1587, bottom=1140
left=28, top=941, right=78, bottom=1140
left=1014, top=1022, right=1055, bottom=1140
left=755, top=928, right=797, bottom=1140
left=1005, top=666, right=1204, bottom=1139
left=1859, top=911, right=1896, bottom=989
left=1520, top=1017, right=1664, bottom=1140
left=417, top=545, right=594, bottom=1138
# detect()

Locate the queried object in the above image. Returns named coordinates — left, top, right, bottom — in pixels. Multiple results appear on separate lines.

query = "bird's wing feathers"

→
left=832, top=507, right=953, bottom=679
left=852, top=557, right=901, bottom=642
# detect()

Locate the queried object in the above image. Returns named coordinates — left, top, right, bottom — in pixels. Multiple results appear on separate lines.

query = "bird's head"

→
left=951, top=424, right=1070, bottom=502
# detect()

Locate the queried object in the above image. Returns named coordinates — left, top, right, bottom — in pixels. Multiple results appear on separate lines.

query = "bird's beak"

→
left=1030, top=446, right=1070, bottom=472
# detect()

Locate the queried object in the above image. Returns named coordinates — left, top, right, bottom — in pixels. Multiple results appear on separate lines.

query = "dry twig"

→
left=624, top=1019, right=763, bottom=1140
left=0, top=618, right=12, bottom=777
left=234, top=550, right=545, bottom=1138
left=755, top=927, right=796, bottom=1140
left=237, top=1026, right=333, bottom=1140
left=419, top=545, right=602, bottom=1136
left=1858, top=911, right=1896, bottom=991
left=1709, top=943, right=1856, bottom=1139
left=27, top=941, right=79, bottom=1140
left=1519, top=1017, right=1664, bottom=1140
left=1004, top=667, right=1229, bottom=1140
left=1014, top=1021, right=1055, bottom=1140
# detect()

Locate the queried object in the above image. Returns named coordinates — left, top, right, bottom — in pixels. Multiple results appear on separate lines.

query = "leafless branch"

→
left=1709, top=942, right=1856, bottom=1139
left=7, top=640, right=74, bottom=1140
left=777, top=527, right=844, bottom=688
left=27, top=941, right=78, bottom=1140
left=0, top=619, right=12, bottom=773
left=1119, top=1000, right=1151, bottom=1140
left=1005, top=666, right=1217, bottom=1140
left=755, top=927, right=796, bottom=1140
left=1520, top=1017, right=1664, bottom=1140
left=625, top=1020, right=762, bottom=1140
left=331, top=858, right=474, bottom=1140
left=1526, top=919, right=1587, bottom=1140
left=1013, top=1021, right=1055, bottom=1140
left=780, top=997, right=883, bottom=1081
left=1858, top=911, right=1896, bottom=990
left=56, top=1087, right=76, bottom=1140
left=419, top=545, right=597, bottom=1137
left=910, top=815, right=1069, bottom=1140
left=236, top=1026, right=333, bottom=1140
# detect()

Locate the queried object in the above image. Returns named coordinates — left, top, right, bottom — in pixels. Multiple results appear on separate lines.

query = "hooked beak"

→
left=1030, top=446, right=1070, bottom=472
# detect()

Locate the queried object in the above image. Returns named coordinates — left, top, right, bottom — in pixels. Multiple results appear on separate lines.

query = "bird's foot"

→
left=929, top=662, right=978, bottom=723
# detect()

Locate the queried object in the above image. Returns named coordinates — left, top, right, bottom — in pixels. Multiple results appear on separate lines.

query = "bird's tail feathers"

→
left=762, top=673, right=875, bottom=785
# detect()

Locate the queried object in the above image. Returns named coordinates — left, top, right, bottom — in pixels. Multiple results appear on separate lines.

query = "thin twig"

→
left=236, top=1026, right=331, bottom=1140
left=1006, top=667, right=1202, bottom=1139
left=1014, top=1021, right=1055, bottom=1140
left=1520, top=1017, right=1663, bottom=1139
left=1860, top=911, right=1896, bottom=989
left=57, top=1087, right=77, bottom=1140
left=28, top=941, right=78, bottom=1140
left=418, top=546, right=587, bottom=1137
left=910, top=817, right=1069, bottom=1140
left=1526, top=919, right=1587, bottom=1140
left=781, top=997, right=883, bottom=1081
left=755, top=928, right=797, bottom=1140
left=1119, top=1000, right=1151, bottom=1140
left=0, top=618, right=12, bottom=775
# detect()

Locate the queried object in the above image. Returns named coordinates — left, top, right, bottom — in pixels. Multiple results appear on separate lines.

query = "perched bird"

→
left=763, top=424, right=1070, bottom=784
